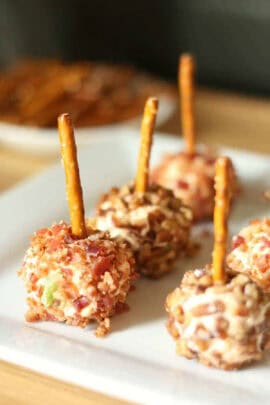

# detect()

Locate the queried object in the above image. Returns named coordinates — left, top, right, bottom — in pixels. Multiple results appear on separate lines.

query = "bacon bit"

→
left=47, top=239, right=62, bottom=253
left=232, top=235, right=245, bottom=249
left=44, top=312, right=58, bottom=321
left=87, top=244, right=103, bottom=257
left=206, top=157, right=216, bottom=165
left=73, top=296, right=90, bottom=311
left=30, top=273, right=38, bottom=284
left=36, top=228, right=49, bottom=237
left=71, top=249, right=84, bottom=263
left=185, top=152, right=197, bottom=160
left=261, top=236, right=270, bottom=248
left=62, top=268, right=73, bottom=277
left=177, top=180, right=189, bottom=190
left=100, top=295, right=113, bottom=309
left=92, top=256, right=112, bottom=278
left=65, top=251, right=72, bottom=263
left=115, top=302, right=130, bottom=314
left=51, top=223, right=65, bottom=235
left=65, top=286, right=78, bottom=300
left=255, top=254, right=270, bottom=273
left=25, top=310, right=41, bottom=322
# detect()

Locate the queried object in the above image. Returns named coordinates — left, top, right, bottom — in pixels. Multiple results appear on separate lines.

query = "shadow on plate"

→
left=112, top=231, right=213, bottom=333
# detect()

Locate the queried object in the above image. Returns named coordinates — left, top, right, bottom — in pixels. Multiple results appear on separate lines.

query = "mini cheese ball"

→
left=90, top=97, right=193, bottom=278
left=166, top=266, right=270, bottom=370
left=18, top=113, right=137, bottom=336
left=227, top=218, right=270, bottom=292
left=18, top=223, right=136, bottom=337
left=90, top=183, right=193, bottom=278
left=151, top=54, right=239, bottom=221
left=151, top=149, right=239, bottom=222
left=151, top=149, right=221, bottom=221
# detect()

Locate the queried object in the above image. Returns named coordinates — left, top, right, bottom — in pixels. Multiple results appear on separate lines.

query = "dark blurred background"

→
left=0, top=0, right=269, bottom=94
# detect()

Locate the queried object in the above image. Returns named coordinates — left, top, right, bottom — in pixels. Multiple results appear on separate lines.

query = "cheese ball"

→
left=166, top=266, right=270, bottom=370
left=90, top=183, right=193, bottom=278
left=227, top=218, right=270, bottom=292
left=18, top=222, right=136, bottom=336
left=151, top=150, right=238, bottom=222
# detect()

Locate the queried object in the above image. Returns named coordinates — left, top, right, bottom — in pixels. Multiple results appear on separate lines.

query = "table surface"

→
left=1, top=87, right=269, bottom=404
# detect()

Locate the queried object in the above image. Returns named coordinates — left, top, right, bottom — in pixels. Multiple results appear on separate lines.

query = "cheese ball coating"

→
left=151, top=150, right=238, bottom=222
left=227, top=219, right=270, bottom=292
left=90, top=183, right=193, bottom=278
left=166, top=267, right=270, bottom=370
left=18, top=222, right=136, bottom=336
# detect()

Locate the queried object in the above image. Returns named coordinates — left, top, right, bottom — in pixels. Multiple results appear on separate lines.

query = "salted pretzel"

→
left=135, top=97, right=158, bottom=193
left=212, top=156, right=231, bottom=283
left=58, top=113, right=87, bottom=238
left=179, top=54, right=196, bottom=155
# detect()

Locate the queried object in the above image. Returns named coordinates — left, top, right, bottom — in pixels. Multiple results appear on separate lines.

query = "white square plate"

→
left=0, top=130, right=269, bottom=405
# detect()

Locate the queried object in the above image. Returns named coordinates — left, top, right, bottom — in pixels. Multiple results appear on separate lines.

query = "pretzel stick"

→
left=179, top=54, right=196, bottom=154
left=212, top=157, right=232, bottom=284
left=135, top=97, right=158, bottom=193
left=58, top=113, right=87, bottom=238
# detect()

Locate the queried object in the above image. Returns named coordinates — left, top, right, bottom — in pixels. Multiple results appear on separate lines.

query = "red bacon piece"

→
left=92, top=256, right=112, bottom=278
left=73, top=296, right=90, bottom=311
left=177, top=180, right=189, bottom=190
left=232, top=235, right=245, bottom=249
